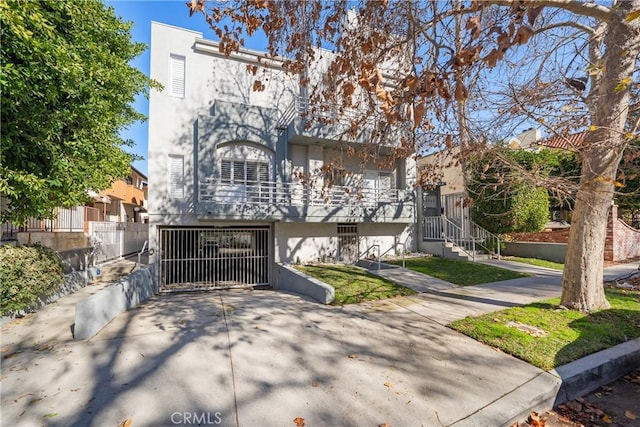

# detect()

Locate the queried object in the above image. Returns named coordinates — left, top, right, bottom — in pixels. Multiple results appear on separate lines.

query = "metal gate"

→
left=158, top=226, right=271, bottom=292
left=337, top=223, right=358, bottom=264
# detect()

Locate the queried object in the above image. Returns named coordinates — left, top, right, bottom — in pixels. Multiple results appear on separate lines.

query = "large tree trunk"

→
left=561, top=152, right=616, bottom=311
left=561, top=0, right=640, bottom=311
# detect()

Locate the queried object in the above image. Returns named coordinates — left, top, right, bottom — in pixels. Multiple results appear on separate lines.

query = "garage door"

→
left=158, top=226, right=270, bottom=292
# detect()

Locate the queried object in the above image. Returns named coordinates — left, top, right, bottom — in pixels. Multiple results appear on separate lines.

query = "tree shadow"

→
left=553, top=307, right=640, bottom=404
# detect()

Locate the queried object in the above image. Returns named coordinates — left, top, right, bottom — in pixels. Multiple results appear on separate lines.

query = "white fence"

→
left=1, top=206, right=95, bottom=235
left=199, top=180, right=400, bottom=207
left=88, top=222, right=148, bottom=264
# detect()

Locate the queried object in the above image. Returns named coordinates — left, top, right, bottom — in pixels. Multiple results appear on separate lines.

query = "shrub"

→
left=512, top=186, right=549, bottom=232
left=0, top=243, right=64, bottom=316
left=470, top=185, right=549, bottom=234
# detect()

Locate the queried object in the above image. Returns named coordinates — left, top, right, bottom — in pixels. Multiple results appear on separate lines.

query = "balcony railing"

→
left=199, top=180, right=401, bottom=207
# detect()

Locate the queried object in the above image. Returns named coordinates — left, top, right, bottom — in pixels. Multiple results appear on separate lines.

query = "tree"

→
left=187, top=0, right=640, bottom=311
left=0, top=1, right=154, bottom=225
left=467, top=148, right=553, bottom=234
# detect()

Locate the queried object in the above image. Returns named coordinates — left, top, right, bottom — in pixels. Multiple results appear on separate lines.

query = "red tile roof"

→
left=538, top=132, right=587, bottom=150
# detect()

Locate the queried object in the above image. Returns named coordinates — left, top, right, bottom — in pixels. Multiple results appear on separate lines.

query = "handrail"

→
left=440, top=216, right=477, bottom=261
left=379, top=242, right=406, bottom=268
left=137, top=240, right=148, bottom=265
left=275, top=99, right=297, bottom=131
left=468, top=221, right=501, bottom=260
left=359, top=244, right=380, bottom=271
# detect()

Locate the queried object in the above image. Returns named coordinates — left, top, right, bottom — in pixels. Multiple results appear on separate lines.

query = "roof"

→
left=538, top=132, right=587, bottom=150
left=130, top=164, right=147, bottom=181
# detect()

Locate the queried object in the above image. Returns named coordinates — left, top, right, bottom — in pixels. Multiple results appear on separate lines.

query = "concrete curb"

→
left=275, top=264, right=335, bottom=304
left=552, top=337, right=640, bottom=404
left=454, top=338, right=640, bottom=427
left=73, top=264, right=158, bottom=340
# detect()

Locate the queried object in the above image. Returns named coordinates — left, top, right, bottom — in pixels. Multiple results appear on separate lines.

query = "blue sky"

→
left=107, top=1, right=267, bottom=176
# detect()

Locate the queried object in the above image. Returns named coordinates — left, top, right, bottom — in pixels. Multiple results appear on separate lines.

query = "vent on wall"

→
left=169, top=54, right=185, bottom=98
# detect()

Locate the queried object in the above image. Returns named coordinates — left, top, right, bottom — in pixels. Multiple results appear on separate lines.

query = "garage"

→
left=158, top=226, right=271, bottom=291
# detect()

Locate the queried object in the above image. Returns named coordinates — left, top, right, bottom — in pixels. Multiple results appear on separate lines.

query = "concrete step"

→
left=95, top=259, right=137, bottom=283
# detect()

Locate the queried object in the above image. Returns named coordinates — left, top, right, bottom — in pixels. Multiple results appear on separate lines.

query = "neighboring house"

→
left=147, top=22, right=416, bottom=290
left=87, top=165, right=148, bottom=223
left=415, top=129, right=543, bottom=259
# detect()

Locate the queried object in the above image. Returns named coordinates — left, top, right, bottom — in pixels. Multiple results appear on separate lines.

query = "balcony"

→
left=276, top=97, right=408, bottom=146
left=197, top=180, right=414, bottom=223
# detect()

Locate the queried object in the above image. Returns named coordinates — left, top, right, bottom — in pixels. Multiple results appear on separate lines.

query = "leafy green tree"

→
left=467, top=148, right=552, bottom=234
left=0, top=1, right=154, bottom=225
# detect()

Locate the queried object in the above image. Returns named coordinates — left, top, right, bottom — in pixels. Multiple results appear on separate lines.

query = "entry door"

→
left=337, top=224, right=358, bottom=264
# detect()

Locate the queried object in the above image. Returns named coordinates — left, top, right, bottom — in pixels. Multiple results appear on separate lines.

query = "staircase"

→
left=94, top=258, right=137, bottom=283
left=423, top=216, right=501, bottom=262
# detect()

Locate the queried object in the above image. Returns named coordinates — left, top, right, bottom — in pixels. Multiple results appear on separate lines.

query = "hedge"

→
left=0, top=244, right=64, bottom=316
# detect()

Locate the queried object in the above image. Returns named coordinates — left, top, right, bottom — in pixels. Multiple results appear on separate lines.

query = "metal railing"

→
left=379, top=243, right=406, bottom=268
left=359, top=244, right=380, bottom=271
left=1, top=206, right=94, bottom=235
left=440, top=216, right=477, bottom=261
left=138, top=240, right=148, bottom=265
left=468, top=221, right=501, bottom=260
left=422, top=216, right=501, bottom=261
left=199, top=180, right=401, bottom=207
left=275, top=95, right=384, bottom=130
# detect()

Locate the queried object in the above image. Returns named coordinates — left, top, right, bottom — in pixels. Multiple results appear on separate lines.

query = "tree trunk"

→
left=561, top=158, right=614, bottom=311
left=561, top=0, right=640, bottom=311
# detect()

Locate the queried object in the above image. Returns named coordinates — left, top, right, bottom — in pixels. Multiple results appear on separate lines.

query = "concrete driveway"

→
left=1, top=284, right=561, bottom=427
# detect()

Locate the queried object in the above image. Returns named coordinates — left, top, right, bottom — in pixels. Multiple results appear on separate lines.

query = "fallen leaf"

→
left=119, top=419, right=132, bottom=427
left=528, top=411, right=546, bottom=427
left=379, top=424, right=390, bottom=427
left=625, top=410, right=638, bottom=420
left=602, top=414, right=613, bottom=424
left=43, top=413, right=58, bottom=418
left=293, top=417, right=305, bottom=427
left=347, top=354, right=357, bottom=359
left=311, top=382, right=319, bottom=387
left=384, top=382, right=392, bottom=388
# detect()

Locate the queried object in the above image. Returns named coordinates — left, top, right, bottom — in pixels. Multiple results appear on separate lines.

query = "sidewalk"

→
left=0, top=260, right=638, bottom=426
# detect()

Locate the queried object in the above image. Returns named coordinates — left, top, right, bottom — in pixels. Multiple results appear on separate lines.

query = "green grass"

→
left=294, top=264, right=415, bottom=305
left=505, top=256, right=564, bottom=271
left=449, top=287, right=640, bottom=370
left=387, top=256, right=529, bottom=286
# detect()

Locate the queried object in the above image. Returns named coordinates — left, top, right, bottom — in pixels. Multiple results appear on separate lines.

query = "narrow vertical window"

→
left=169, top=54, right=185, bottom=98
left=168, top=154, right=185, bottom=199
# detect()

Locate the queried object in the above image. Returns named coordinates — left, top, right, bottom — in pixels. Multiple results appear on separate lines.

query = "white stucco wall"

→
left=147, top=22, right=419, bottom=266
left=274, top=222, right=413, bottom=264
left=417, top=146, right=464, bottom=195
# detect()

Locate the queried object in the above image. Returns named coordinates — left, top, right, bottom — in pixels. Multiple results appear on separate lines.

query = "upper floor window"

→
left=169, top=54, right=185, bottom=98
left=221, top=159, right=269, bottom=184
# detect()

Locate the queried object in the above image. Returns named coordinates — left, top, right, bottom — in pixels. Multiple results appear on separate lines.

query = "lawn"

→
left=294, top=264, right=415, bottom=305
left=387, top=256, right=529, bottom=286
left=505, top=256, right=564, bottom=271
left=449, top=287, right=640, bottom=370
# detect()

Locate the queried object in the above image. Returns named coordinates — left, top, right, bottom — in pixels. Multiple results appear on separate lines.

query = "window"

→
left=169, top=54, right=185, bottom=98
left=168, top=155, right=185, bottom=199
left=220, top=159, right=269, bottom=184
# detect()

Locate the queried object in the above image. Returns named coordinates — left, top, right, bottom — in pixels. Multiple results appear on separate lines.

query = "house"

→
left=147, top=22, right=417, bottom=291
left=87, top=165, right=148, bottom=223
left=415, top=129, right=542, bottom=259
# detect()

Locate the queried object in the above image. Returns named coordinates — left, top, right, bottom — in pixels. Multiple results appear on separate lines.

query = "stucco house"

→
left=87, top=165, right=148, bottom=223
left=147, top=22, right=417, bottom=291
